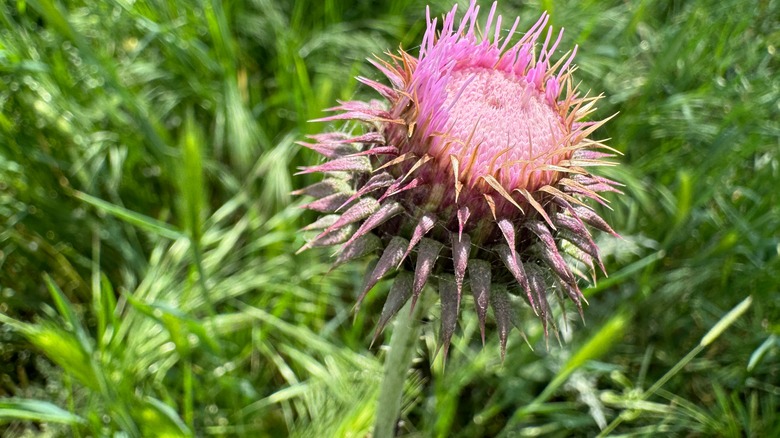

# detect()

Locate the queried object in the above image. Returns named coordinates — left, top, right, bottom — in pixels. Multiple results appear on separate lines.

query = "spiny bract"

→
left=296, top=0, right=621, bottom=357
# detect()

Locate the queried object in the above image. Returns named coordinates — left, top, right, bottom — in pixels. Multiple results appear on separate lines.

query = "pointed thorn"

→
left=438, top=275, right=460, bottom=362
left=527, top=220, right=576, bottom=285
left=342, top=202, right=404, bottom=249
left=479, top=193, right=495, bottom=220
left=375, top=152, right=416, bottom=172
left=337, top=172, right=394, bottom=210
left=495, top=243, right=535, bottom=315
left=400, top=213, right=437, bottom=268
left=293, top=179, right=352, bottom=198
left=298, top=224, right=355, bottom=253
left=450, top=155, right=463, bottom=203
left=481, top=175, right=524, bottom=213
left=491, top=286, right=513, bottom=361
left=333, top=233, right=381, bottom=269
left=450, top=232, right=471, bottom=300
left=320, top=197, right=380, bottom=237
left=356, top=236, right=408, bottom=311
left=571, top=204, right=620, bottom=237
left=301, top=214, right=339, bottom=232
left=457, top=206, right=471, bottom=241
left=371, top=272, right=414, bottom=347
left=527, top=263, right=554, bottom=340
left=301, top=192, right=353, bottom=213
left=295, top=156, right=372, bottom=175
left=410, top=238, right=442, bottom=313
left=469, top=259, right=491, bottom=346
left=515, top=188, right=555, bottom=230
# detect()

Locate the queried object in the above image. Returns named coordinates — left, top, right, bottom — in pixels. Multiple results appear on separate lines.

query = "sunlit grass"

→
left=1, top=0, right=778, bottom=436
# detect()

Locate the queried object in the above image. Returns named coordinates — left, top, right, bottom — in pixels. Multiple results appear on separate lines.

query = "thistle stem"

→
left=373, top=298, right=426, bottom=438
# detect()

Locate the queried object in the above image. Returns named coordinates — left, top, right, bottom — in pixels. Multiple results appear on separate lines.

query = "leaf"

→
left=137, top=397, right=192, bottom=438
left=0, top=399, right=86, bottom=425
left=700, top=295, right=752, bottom=347
left=74, top=191, right=185, bottom=240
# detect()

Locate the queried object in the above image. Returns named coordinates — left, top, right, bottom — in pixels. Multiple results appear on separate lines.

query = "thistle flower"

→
left=296, top=0, right=621, bottom=357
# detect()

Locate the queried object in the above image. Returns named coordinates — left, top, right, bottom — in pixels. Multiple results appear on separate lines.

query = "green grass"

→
left=1, top=0, right=778, bottom=436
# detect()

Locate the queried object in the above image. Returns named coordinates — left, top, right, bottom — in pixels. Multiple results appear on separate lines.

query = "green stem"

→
left=373, top=299, right=426, bottom=438
left=183, top=356, right=194, bottom=432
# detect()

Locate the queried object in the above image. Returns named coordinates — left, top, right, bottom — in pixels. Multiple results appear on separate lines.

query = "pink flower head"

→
left=296, top=0, right=621, bottom=357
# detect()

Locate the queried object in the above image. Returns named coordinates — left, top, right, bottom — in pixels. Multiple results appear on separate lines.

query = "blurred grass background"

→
left=0, top=0, right=778, bottom=436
